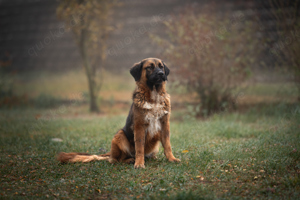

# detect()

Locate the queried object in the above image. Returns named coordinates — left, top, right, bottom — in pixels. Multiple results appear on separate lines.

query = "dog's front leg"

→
left=134, top=124, right=146, bottom=168
left=161, top=118, right=181, bottom=163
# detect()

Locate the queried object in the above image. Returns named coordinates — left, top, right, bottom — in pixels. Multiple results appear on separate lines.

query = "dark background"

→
left=0, top=0, right=287, bottom=72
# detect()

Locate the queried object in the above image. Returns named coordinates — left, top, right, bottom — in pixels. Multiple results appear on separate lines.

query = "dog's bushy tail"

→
left=57, top=152, right=109, bottom=163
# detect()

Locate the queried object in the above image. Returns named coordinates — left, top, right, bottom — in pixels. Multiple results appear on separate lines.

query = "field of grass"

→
left=0, top=70, right=299, bottom=199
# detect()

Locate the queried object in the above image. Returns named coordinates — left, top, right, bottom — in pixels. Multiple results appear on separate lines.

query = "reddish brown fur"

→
left=57, top=58, right=180, bottom=168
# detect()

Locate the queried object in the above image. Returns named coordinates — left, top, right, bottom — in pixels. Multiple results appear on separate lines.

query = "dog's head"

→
left=130, top=58, right=170, bottom=88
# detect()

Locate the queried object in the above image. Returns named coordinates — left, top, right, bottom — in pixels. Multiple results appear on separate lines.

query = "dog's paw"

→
left=151, top=155, right=158, bottom=160
left=168, top=157, right=181, bottom=163
left=125, top=158, right=135, bottom=164
left=134, top=163, right=145, bottom=169
left=108, top=158, right=118, bottom=164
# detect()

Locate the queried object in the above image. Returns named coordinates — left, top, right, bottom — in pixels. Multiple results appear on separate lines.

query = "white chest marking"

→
left=145, top=112, right=161, bottom=138
left=142, top=90, right=169, bottom=138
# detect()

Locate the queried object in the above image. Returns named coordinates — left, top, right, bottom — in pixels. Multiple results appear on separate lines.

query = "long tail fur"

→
left=57, top=152, right=109, bottom=163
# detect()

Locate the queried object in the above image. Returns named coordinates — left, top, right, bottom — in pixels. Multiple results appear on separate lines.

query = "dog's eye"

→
left=159, top=64, right=163, bottom=69
left=146, top=67, right=151, bottom=71
left=147, top=64, right=154, bottom=70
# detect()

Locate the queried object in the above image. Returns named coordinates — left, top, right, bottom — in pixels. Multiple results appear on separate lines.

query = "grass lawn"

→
left=0, top=70, right=300, bottom=199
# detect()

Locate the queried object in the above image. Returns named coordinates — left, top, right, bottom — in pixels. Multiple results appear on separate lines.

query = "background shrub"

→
left=152, top=5, right=262, bottom=116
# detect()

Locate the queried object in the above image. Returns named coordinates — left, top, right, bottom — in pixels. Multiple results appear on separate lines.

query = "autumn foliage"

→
left=152, top=5, right=261, bottom=116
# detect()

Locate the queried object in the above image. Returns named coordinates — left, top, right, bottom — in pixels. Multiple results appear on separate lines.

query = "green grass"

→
left=0, top=103, right=299, bottom=199
left=0, top=69, right=299, bottom=199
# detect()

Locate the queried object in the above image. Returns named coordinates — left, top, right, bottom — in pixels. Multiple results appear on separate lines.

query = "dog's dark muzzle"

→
left=154, top=69, right=166, bottom=82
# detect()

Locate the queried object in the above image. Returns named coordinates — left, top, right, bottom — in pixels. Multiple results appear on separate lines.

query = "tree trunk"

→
left=79, top=29, right=100, bottom=113
left=88, top=79, right=99, bottom=112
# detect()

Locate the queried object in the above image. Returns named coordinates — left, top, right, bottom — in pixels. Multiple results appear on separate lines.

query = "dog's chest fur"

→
left=143, top=89, right=168, bottom=138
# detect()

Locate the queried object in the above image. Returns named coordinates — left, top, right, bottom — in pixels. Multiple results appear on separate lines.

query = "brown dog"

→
left=57, top=58, right=180, bottom=168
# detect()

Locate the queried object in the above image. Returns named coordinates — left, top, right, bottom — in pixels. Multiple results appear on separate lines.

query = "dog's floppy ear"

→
left=130, top=61, right=143, bottom=82
left=163, top=61, right=170, bottom=80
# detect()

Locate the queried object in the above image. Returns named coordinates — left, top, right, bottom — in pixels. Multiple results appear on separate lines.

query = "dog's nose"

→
left=157, top=71, right=164, bottom=76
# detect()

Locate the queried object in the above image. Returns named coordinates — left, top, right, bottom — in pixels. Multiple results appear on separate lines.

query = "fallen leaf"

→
left=51, top=138, right=63, bottom=142
left=182, top=150, right=189, bottom=153
left=196, top=176, right=204, bottom=180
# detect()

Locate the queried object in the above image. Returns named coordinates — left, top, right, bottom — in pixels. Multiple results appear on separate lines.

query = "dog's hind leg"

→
left=123, top=158, right=135, bottom=164
left=109, top=130, right=133, bottom=164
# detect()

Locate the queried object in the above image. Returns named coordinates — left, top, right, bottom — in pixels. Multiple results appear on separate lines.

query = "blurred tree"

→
left=268, top=0, right=300, bottom=100
left=151, top=5, right=261, bottom=117
left=0, top=51, right=13, bottom=99
left=57, top=0, right=116, bottom=112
